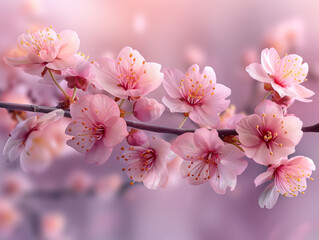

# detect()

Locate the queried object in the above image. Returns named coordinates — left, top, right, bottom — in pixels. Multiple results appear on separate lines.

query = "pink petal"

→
left=209, top=164, right=236, bottom=194
left=46, top=55, right=78, bottom=71
left=254, top=170, right=274, bottom=187
left=193, top=128, right=224, bottom=152
left=292, top=84, right=314, bottom=102
left=171, top=133, right=202, bottom=160
left=103, top=117, right=128, bottom=147
left=162, top=95, right=192, bottom=113
left=163, top=68, right=184, bottom=98
left=86, top=140, right=113, bottom=165
left=258, top=182, right=279, bottom=209
left=254, top=100, right=283, bottom=119
left=261, top=48, right=280, bottom=75
left=89, top=94, right=120, bottom=122
left=94, top=58, right=128, bottom=98
left=57, top=30, right=80, bottom=59
left=246, top=63, right=271, bottom=83
left=3, top=55, right=31, bottom=66
left=236, top=114, right=262, bottom=147
left=219, top=144, right=247, bottom=175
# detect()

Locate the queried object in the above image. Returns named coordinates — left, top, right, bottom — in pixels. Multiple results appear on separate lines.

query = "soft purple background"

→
left=1, top=0, right=319, bottom=239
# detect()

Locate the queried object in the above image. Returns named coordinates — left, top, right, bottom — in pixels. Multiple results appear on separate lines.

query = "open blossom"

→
left=255, top=156, right=315, bottom=209
left=66, top=94, right=128, bottom=165
left=246, top=48, right=314, bottom=102
left=120, top=138, right=171, bottom=189
left=236, top=100, right=303, bottom=165
left=0, top=200, right=20, bottom=237
left=3, top=110, right=64, bottom=172
left=163, top=64, right=231, bottom=126
left=64, top=54, right=95, bottom=91
left=171, top=128, right=247, bottom=194
left=94, top=46, right=163, bottom=100
left=133, top=97, right=165, bottom=122
left=4, top=27, right=80, bottom=77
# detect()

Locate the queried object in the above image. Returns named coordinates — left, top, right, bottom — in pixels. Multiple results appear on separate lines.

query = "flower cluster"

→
left=2, top=28, right=316, bottom=209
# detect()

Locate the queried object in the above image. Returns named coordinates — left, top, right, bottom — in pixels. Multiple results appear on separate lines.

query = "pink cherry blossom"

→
left=41, top=212, right=66, bottom=240
left=133, top=97, right=165, bottom=122
left=65, top=170, right=93, bottom=193
left=171, top=128, right=247, bottom=194
left=64, top=54, right=95, bottom=91
left=236, top=100, right=303, bottom=165
left=255, top=156, right=315, bottom=209
left=162, top=64, right=231, bottom=127
left=94, top=46, right=163, bottom=100
left=3, top=109, right=64, bottom=172
left=121, top=137, right=171, bottom=189
left=94, top=174, right=123, bottom=200
left=218, top=105, right=246, bottom=129
left=246, top=48, right=314, bottom=102
left=4, top=27, right=79, bottom=77
left=126, top=128, right=148, bottom=146
left=0, top=200, right=20, bottom=237
left=1, top=172, right=33, bottom=198
left=65, top=94, right=128, bottom=165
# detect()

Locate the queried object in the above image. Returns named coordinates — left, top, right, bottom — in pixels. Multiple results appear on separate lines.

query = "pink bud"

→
left=126, top=129, right=148, bottom=146
left=272, top=91, right=295, bottom=109
left=133, top=97, right=165, bottom=122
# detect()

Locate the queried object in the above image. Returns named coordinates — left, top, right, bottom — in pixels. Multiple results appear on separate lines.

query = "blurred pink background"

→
left=1, top=0, right=319, bottom=239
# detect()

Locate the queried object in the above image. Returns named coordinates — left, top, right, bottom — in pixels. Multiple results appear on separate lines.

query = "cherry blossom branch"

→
left=1, top=101, right=318, bottom=136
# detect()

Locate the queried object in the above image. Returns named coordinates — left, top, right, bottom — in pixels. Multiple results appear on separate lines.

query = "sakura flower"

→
left=218, top=105, right=245, bottom=129
left=94, top=174, right=123, bottom=200
left=41, top=212, right=66, bottom=240
left=94, top=46, right=163, bottom=99
left=246, top=48, right=314, bottom=102
left=133, top=97, right=165, bottom=122
left=3, top=109, right=64, bottom=172
left=171, top=128, right=247, bottom=194
left=65, top=170, right=93, bottom=194
left=255, top=156, right=315, bottom=209
left=64, top=54, right=95, bottom=91
left=0, top=200, right=20, bottom=237
left=126, top=128, right=148, bottom=146
left=4, top=27, right=79, bottom=77
left=65, top=94, right=128, bottom=165
left=1, top=172, right=33, bottom=198
left=120, top=137, right=171, bottom=189
left=236, top=100, right=303, bottom=165
left=163, top=64, right=231, bottom=126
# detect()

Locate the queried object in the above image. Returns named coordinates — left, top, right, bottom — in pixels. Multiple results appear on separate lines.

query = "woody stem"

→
left=1, top=102, right=319, bottom=136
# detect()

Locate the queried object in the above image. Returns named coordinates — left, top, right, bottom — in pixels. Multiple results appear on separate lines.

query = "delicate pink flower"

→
left=236, top=100, right=303, bottom=165
left=65, top=170, right=93, bottom=193
left=121, top=138, right=171, bottom=189
left=1, top=172, right=33, bottom=198
left=246, top=48, right=314, bottom=102
left=218, top=105, right=246, bottom=129
left=133, top=97, right=165, bottom=122
left=0, top=200, right=20, bottom=237
left=64, top=54, right=95, bottom=91
left=41, top=212, right=66, bottom=239
left=4, top=27, right=79, bottom=77
left=94, top=46, right=163, bottom=99
left=271, top=91, right=295, bottom=110
left=94, top=174, right=123, bottom=200
left=255, top=156, right=315, bottom=209
left=3, top=110, right=64, bottom=172
left=163, top=64, right=231, bottom=126
left=126, top=128, right=148, bottom=146
left=171, top=128, right=247, bottom=194
left=66, top=94, right=128, bottom=165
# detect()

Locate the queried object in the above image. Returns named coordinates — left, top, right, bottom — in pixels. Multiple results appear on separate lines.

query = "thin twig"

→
left=0, top=102, right=318, bottom=136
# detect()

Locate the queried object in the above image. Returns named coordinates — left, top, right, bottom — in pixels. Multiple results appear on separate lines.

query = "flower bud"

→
left=133, top=97, right=165, bottom=122
left=126, top=128, right=148, bottom=146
